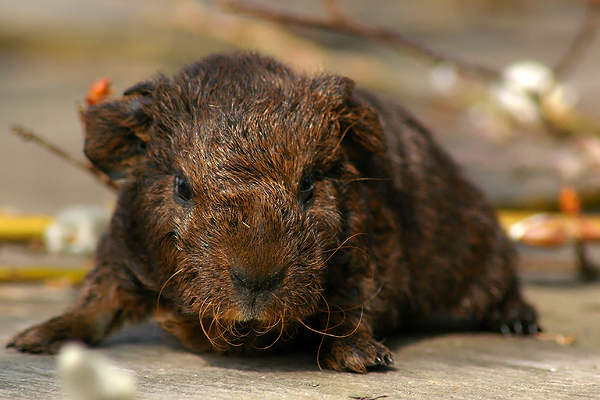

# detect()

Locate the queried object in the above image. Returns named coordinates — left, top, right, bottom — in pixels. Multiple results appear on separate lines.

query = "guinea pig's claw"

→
left=486, top=296, right=539, bottom=338
left=371, top=353, right=394, bottom=367
left=367, top=346, right=395, bottom=370
left=322, top=336, right=395, bottom=373
left=6, top=326, right=63, bottom=355
left=383, top=354, right=395, bottom=366
left=528, top=323, right=541, bottom=335
left=512, top=322, right=523, bottom=335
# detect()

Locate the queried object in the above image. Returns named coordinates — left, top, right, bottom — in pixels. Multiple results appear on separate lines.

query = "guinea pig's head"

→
left=83, top=52, right=383, bottom=329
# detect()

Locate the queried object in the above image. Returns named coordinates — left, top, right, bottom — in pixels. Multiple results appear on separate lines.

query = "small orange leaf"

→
left=85, top=77, right=113, bottom=106
left=559, top=186, right=581, bottom=215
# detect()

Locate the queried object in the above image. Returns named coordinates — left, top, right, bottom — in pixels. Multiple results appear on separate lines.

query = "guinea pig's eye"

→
left=298, top=176, right=315, bottom=205
left=174, top=175, right=193, bottom=205
left=136, top=140, right=147, bottom=152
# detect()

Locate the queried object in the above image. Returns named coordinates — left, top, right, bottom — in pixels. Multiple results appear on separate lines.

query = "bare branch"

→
left=218, top=0, right=501, bottom=82
left=10, top=124, right=119, bottom=192
left=552, top=0, right=600, bottom=82
left=321, top=0, right=347, bottom=21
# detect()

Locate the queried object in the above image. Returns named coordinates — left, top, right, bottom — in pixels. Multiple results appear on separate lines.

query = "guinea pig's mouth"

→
left=235, top=293, right=278, bottom=323
left=229, top=265, right=286, bottom=322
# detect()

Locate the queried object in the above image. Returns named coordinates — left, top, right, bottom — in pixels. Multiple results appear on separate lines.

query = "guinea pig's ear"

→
left=83, top=81, right=154, bottom=180
left=315, top=75, right=384, bottom=154
left=310, top=75, right=355, bottom=109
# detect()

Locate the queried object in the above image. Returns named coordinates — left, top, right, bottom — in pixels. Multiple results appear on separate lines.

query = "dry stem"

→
left=10, top=124, right=119, bottom=192
left=218, top=0, right=502, bottom=82
left=553, top=0, right=600, bottom=82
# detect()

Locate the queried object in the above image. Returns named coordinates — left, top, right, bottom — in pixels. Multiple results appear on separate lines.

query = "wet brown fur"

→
left=7, top=52, right=538, bottom=373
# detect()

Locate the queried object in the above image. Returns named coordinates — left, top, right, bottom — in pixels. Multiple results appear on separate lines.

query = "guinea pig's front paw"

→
left=485, top=298, right=540, bottom=336
left=6, top=317, right=81, bottom=354
left=321, top=335, right=395, bottom=373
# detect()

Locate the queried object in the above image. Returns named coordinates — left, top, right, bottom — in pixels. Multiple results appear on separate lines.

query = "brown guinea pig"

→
left=7, top=52, right=538, bottom=373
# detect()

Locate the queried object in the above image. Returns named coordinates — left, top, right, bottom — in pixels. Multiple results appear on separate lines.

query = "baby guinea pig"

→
left=7, top=52, right=538, bottom=373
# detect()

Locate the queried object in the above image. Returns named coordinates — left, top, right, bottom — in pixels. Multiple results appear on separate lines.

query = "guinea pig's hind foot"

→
left=321, top=334, right=395, bottom=373
left=484, top=296, right=540, bottom=336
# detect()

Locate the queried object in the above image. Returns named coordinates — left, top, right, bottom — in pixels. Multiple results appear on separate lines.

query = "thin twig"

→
left=553, top=0, right=600, bottom=82
left=321, top=0, right=347, bottom=21
left=10, top=124, right=119, bottom=192
left=218, top=0, right=502, bottom=82
left=575, top=239, right=600, bottom=282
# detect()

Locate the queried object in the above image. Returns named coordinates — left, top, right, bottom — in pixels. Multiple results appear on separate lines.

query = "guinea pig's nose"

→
left=230, top=265, right=284, bottom=294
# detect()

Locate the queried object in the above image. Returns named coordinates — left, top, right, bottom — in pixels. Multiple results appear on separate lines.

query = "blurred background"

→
left=1, top=0, right=600, bottom=278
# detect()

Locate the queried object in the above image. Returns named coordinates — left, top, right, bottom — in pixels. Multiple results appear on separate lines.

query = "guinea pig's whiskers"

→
left=310, top=293, right=346, bottom=331
left=282, top=322, right=298, bottom=342
left=198, top=303, right=220, bottom=351
left=252, top=313, right=286, bottom=351
left=198, top=300, right=238, bottom=351
left=231, top=321, right=251, bottom=340
left=299, top=292, right=365, bottom=370
left=156, top=268, right=184, bottom=314
left=199, top=297, right=210, bottom=318
left=346, top=177, right=390, bottom=184
left=310, top=283, right=384, bottom=369
left=314, top=305, right=348, bottom=331
left=208, top=320, right=234, bottom=351
left=299, top=298, right=364, bottom=339
left=341, top=245, right=373, bottom=264
left=320, top=292, right=334, bottom=331
left=253, top=319, right=276, bottom=335
left=314, top=292, right=333, bottom=372
left=341, top=283, right=385, bottom=313
left=332, top=111, right=366, bottom=153
left=304, top=304, right=365, bottom=372
left=312, top=282, right=383, bottom=325
left=323, top=233, right=367, bottom=263
left=213, top=308, right=245, bottom=348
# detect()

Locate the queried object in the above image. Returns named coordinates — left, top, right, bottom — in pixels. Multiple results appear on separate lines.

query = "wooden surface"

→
left=1, top=273, right=599, bottom=399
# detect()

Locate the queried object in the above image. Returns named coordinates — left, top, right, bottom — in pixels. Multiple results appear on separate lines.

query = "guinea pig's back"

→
left=353, top=88, right=517, bottom=316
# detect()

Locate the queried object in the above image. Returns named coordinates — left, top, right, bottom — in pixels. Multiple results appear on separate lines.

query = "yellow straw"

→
left=0, top=215, right=54, bottom=241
